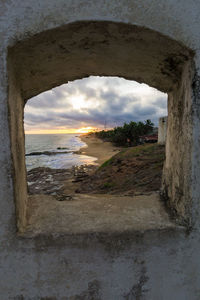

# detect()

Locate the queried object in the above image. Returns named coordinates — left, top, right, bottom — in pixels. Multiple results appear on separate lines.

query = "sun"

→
left=71, top=95, right=88, bottom=110
left=76, top=127, right=96, bottom=133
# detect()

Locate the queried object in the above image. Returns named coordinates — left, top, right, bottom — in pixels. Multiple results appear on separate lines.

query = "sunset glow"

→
left=76, top=127, right=96, bottom=133
left=25, top=127, right=97, bottom=135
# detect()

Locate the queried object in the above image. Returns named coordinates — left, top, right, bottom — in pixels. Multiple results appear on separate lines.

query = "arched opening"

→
left=7, top=21, right=194, bottom=232
left=24, top=76, right=167, bottom=188
left=23, top=77, right=168, bottom=235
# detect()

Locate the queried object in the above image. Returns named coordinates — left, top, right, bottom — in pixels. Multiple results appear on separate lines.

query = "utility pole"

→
left=104, top=119, right=107, bottom=130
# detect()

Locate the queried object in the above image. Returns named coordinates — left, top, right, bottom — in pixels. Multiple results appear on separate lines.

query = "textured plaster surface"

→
left=26, top=193, right=176, bottom=236
left=0, top=0, right=200, bottom=50
left=8, top=59, right=27, bottom=232
left=1, top=1, right=200, bottom=299
left=9, top=21, right=192, bottom=100
left=158, top=116, right=168, bottom=145
left=162, top=61, right=195, bottom=226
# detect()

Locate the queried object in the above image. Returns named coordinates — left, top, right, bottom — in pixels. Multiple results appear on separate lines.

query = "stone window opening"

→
left=7, top=21, right=194, bottom=235
left=22, top=76, right=168, bottom=236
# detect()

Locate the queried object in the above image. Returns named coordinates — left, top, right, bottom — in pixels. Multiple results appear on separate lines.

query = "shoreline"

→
left=76, top=133, right=122, bottom=165
left=26, top=133, right=123, bottom=172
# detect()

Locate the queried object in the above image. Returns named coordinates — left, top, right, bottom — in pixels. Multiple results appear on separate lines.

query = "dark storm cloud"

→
left=26, top=91, right=73, bottom=109
left=25, top=113, right=55, bottom=124
left=98, top=90, right=140, bottom=113
left=24, top=77, right=167, bottom=131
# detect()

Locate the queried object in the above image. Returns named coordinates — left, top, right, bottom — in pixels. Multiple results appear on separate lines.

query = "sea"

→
left=25, top=134, right=97, bottom=171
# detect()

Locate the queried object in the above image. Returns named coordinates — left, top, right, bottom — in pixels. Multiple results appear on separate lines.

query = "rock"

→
left=56, top=194, right=73, bottom=201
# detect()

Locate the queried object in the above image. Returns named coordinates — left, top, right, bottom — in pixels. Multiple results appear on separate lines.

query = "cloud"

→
left=24, top=76, right=167, bottom=131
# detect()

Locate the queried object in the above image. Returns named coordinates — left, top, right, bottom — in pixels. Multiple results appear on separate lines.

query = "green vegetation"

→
left=95, top=120, right=154, bottom=147
left=103, top=182, right=115, bottom=189
left=99, top=157, right=114, bottom=169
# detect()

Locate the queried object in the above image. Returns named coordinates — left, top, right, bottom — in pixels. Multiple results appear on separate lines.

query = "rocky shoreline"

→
left=27, top=143, right=165, bottom=198
left=27, top=164, right=97, bottom=199
left=26, top=150, right=71, bottom=156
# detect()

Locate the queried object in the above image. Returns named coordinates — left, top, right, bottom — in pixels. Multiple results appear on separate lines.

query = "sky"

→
left=24, top=76, right=167, bottom=134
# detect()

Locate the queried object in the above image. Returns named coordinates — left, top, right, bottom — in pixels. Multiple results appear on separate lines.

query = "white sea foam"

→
left=25, top=133, right=97, bottom=170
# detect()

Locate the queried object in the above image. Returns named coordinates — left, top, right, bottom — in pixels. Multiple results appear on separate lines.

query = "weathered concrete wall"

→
left=158, top=116, right=168, bottom=145
left=8, top=58, right=27, bottom=232
left=1, top=1, right=200, bottom=299
left=162, top=61, right=194, bottom=226
left=1, top=230, right=200, bottom=299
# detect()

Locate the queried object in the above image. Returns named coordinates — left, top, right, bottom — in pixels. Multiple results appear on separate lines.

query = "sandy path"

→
left=77, top=133, right=122, bottom=165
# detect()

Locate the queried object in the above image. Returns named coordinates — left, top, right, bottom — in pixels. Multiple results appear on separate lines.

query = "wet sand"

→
left=76, top=133, right=122, bottom=165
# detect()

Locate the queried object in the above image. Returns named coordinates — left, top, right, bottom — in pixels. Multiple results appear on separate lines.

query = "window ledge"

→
left=22, top=192, right=182, bottom=236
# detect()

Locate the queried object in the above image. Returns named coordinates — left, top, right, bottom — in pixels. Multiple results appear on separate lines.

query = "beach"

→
left=27, top=133, right=122, bottom=196
left=76, top=133, right=122, bottom=165
left=27, top=132, right=165, bottom=198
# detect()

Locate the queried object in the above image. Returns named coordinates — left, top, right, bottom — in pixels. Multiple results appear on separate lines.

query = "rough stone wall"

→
left=158, top=116, right=168, bottom=145
left=162, top=61, right=194, bottom=226
left=8, top=58, right=27, bottom=232
left=0, top=49, right=16, bottom=238
left=1, top=1, right=200, bottom=299
left=191, top=56, right=200, bottom=229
